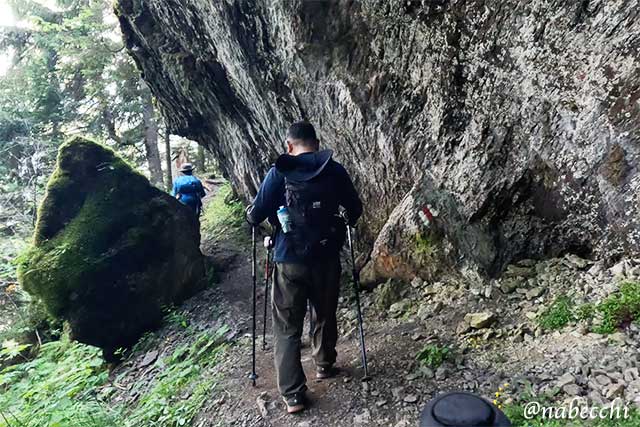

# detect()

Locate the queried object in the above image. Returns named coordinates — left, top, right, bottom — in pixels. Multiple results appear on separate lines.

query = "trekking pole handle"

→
left=245, top=204, right=255, bottom=225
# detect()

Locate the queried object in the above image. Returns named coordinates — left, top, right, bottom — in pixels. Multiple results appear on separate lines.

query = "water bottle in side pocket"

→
left=277, top=205, right=292, bottom=233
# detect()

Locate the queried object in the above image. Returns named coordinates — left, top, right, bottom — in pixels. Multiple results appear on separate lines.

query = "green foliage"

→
left=0, top=340, right=31, bottom=363
left=201, top=183, right=246, bottom=242
left=537, top=296, right=574, bottom=331
left=594, top=282, right=640, bottom=334
left=163, top=306, right=189, bottom=329
left=575, top=303, right=596, bottom=322
left=122, top=326, right=228, bottom=427
left=416, top=344, right=450, bottom=369
left=0, top=290, right=61, bottom=348
left=0, top=326, right=229, bottom=427
left=0, top=238, right=26, bottom=284
left=0, top=336, right=117, bottom=427
left=414, top=232, right=436, bottom=260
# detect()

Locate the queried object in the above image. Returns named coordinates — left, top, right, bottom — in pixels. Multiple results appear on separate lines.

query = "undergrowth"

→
left=0, top=336, right=116, bottom=427
left=537, top=282, right=640, bottom=334
left=416, top=344, right=450, bottom=369
left=537, top=296, right=575, bottom=331
left=201, top=182, right=246, bottom=243
left=594, top=281, right=640, bottom=334
left=0, top=324, right=229, bottom=427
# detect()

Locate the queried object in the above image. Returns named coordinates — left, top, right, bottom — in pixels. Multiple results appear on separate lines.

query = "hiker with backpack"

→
left=172, top=163, right=206, bottom=216
left=247, top=121, right=363, bottom=414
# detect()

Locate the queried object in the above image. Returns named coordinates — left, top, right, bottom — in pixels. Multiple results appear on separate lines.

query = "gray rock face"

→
left=116, top=0, right=640, bottom=278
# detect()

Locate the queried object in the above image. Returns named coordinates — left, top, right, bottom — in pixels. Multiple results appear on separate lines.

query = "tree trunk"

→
left=141, top=89, right=163, bottom=187
left=196, top=144, right=206, bottom=172
left=164, top=126, right=173, bottom=192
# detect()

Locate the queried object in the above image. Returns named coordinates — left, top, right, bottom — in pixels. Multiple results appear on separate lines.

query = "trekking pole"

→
left=308, top=301, right=315, bottom=344
left=345, top=221, right=370, bottom=380
left=249, top=225, right=258, bottom=386
left=262, top=236, right=272, bottom=350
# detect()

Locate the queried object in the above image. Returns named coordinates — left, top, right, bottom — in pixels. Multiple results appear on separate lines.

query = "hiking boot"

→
left=316, top=365, right=339, bottom=379
left=283, top=393, right=305, bottom=414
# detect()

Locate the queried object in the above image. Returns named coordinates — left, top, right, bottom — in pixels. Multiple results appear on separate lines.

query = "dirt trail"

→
left=194, top=185, right=427, bottom=427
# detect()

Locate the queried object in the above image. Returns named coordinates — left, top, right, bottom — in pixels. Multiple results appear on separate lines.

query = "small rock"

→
left=624, top=368, right=639, bottom=382
left=609, top=332, right=627, bottom=345
left=563, top=384, right=582, bottom=396
left=595, top=375, right=612, bottom=386
left=526, top=287, right=545, bottom=300
left=392, top=386, right=404, bottom=400
left=436, top=366, right=449, bottom=380
left=256, top=392, right=270, bottom=418
left=465, top=312, right=496, bottom=329
left=138, top=350, right=159, bottom=368
left=556, top=373, right=576, bottom=389
left=376, top=399, right=388, bottom=407
left=456, top=321, right=471, bottom=335
left=354, top=409, right=371, bottom=424
left=500, top=280, right=518, bottom=294
left=610, top=260, right=629, bottom=277
left=411, top=277, right=424, bottom=289
left=564, top=254, right=591, bottom=269
left=403, top=394, right=419, bottom=404
left=605, top=383, right=625, bottom=400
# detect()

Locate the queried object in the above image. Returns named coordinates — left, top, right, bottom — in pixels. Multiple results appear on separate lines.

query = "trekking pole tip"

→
left=248, top=372, right=258, bottom=386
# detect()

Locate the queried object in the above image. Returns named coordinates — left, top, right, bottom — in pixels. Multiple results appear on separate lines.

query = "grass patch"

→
left=594, top=282, right=640, bottom=334
left=416, top=344, right=450, bottom=369
left=201, top=182, right=246, bottom=242
left=537, top=296, right=574, bottom=331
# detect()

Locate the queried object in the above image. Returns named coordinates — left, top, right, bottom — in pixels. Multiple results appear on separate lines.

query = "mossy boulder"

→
left=18, top=137, right=205, bottom=355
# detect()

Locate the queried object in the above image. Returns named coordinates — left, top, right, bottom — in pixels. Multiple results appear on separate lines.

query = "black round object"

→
left=420, top=392, right=512, bottom=427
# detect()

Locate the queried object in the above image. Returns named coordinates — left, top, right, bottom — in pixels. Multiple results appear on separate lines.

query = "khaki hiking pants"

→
left=272, top=257, right=341, bottom=398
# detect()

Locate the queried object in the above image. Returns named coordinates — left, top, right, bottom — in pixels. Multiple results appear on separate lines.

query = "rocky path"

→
left=109, top=184, right=640, bottom=427
left=195, top=236, right=640, bottom=426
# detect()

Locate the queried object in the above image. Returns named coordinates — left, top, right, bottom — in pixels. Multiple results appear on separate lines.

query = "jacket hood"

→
left=275, top=149, right=333, bottom=181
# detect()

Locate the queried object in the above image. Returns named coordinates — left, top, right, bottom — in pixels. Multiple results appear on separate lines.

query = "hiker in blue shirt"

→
left=172, top=163, right=206, bottom=216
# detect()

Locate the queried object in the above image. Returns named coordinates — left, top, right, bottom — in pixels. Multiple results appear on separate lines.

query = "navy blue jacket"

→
left=248, top=150, right=362, bottom=263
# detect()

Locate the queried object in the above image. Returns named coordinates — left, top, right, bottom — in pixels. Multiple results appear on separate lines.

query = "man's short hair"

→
left=287, top=121, right=318, bottom=146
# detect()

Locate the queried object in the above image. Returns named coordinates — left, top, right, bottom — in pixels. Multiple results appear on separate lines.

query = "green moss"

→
left=537, top=296, right=574, bottom=331
left=17, top=137, right=157, bottom=317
